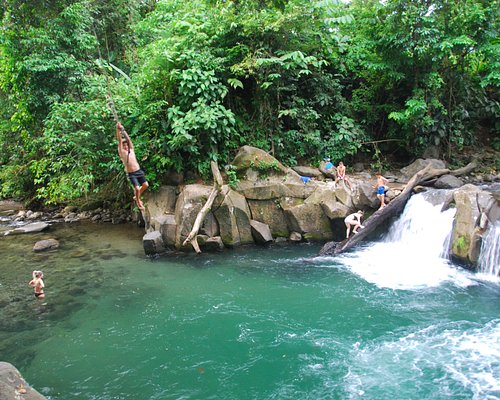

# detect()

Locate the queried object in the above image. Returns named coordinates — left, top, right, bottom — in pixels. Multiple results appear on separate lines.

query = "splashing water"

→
left=478, top=221, right=500, bottom=278
left=339, top=191, right=476, bottom=290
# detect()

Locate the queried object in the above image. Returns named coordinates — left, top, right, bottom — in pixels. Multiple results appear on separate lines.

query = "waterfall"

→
left=384, top=190, right=456, bottom=260
left=338, top=190, right=475, bottom=290
left=478, top=221, right=500, bottom=277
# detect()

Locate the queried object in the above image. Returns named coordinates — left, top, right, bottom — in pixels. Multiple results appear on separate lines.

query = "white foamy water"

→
left=344, top=320, right=500, bottom=400
left=339, top=192, right=476, bottom=290
left=478, top=221, right=500, bottom=278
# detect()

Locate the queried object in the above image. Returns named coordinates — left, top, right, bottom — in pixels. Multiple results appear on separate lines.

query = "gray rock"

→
left=33, top=238, right=60, bottom=252
left=289, top=231, right=302, bottom=242
left=292, top=166, right=322, bottom=177
left=174, top=184, right=213, bottom=248
left=6, top=222, right=50, bottom=235
left=26, top=211, right=43, bottom=220
left=250, top=220, right=274, bottom=244
left=450, top=185, right=493, bottom=264
left=203, top=236, right=225, bottom=251
left=232, top=145, right=291, bottom=176
left=0, top=361, right=47, bottom=400
left=353, top=162, right=365, bottom=172
left=143, top=231, right=165, bottom=255
left=283, top=202, right=333, bottom=241
left=319, top=159, right=337, bottom=179
left=247, top=199, right=290, bottom=238
left=214, top=188, right=254, bottom=246
left=434, top=174, right=464, bottom=189
left=400, top=158, right=446, bottom=180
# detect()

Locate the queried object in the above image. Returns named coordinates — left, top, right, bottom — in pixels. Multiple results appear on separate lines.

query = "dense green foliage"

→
left=0, top=0, right=498, bottom=205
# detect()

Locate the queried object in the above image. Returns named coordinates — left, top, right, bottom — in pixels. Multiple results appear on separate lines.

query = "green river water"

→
left=0, top=195, right=499, bottom=400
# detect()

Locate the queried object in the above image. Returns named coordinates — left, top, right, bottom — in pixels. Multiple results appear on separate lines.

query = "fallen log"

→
left=182, top=161, right=224, bottom=253
left=319, top=161, right=473, bottom=256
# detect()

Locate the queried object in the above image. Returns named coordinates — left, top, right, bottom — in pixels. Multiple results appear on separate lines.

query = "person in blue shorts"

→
left=375, top=174, right=389, bottom=210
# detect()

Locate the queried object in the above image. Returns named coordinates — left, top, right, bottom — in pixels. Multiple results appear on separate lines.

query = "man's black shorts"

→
left=128, top=169, right=147, bottom=188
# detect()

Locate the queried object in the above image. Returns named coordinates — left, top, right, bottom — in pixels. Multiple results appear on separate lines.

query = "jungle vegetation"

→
left=0, top=0, right=498, bottom=206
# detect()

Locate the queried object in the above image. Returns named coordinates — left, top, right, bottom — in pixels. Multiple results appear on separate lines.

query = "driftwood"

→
left=319, top=161, right=476, bottom=256
left=182, top=161, right=224, bottom=253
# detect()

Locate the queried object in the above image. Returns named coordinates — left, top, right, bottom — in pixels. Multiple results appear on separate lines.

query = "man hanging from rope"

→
left=116, top=122, right=149, bottom=210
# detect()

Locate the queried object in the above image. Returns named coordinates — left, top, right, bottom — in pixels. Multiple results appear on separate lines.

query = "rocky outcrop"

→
left=0, top=362, right=46, bottom=400
left=141, top=146, right=498, bottom=267
left=450, top=184, right=498, bottom=264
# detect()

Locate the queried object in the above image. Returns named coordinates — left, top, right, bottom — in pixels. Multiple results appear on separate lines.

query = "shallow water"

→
left=1, top=216, right=499, bottom=399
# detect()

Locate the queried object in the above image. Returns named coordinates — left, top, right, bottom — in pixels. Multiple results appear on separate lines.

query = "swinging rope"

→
left=92, top=25, right=122, bottom=127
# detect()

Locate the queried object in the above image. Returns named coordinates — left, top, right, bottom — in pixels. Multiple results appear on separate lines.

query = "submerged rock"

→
left=5, top=222, right=50, bottom=235
left=0, top=361, right=47, bottom=400
left=33, top=238, right=60, bottom=252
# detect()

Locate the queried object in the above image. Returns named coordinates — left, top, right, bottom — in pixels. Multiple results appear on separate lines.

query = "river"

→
left=0, top=192, right=499, bottom=399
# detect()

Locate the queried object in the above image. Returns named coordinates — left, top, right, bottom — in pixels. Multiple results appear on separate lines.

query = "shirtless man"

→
left=335, top=161, right=352, bottom=190
left=29, top=270, right=45, bottom=299
left=375, top=174, right=389, bottom=210
left=344, top=210, right=364, bottom=239
left=116, top=122, right=149, bottom=210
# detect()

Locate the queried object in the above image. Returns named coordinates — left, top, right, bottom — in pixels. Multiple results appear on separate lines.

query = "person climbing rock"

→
left=344, top=211, right=364, bottom=239
left=116, top=122, right=149, bottom=210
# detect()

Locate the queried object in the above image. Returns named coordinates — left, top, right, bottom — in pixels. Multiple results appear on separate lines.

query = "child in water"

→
left=29, top=270, right=45, bottom=299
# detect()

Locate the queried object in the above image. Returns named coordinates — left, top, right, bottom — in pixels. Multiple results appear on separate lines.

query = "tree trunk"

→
left=319, top=162, right=473, bottom=256
left=182, top=161, right=224, bottom=253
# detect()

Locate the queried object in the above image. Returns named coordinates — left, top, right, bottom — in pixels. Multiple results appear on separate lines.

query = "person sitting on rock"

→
left=335, top=161, right=353, bottom=190
left=344, top=211, right=364, bottom=239
left=116, top=122, right=149, bottom=210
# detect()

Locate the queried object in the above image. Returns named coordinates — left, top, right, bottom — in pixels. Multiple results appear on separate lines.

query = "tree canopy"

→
left=0, top=0, right=498, bottom=205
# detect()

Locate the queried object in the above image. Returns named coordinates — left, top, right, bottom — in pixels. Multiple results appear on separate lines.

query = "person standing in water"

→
left=375, top=174, right=389, bottom=210
left=29, top=270, right=45, bottom=299
left=344, top=210, right=364, bottom=239
left=116, top=122, right=149, bottom=210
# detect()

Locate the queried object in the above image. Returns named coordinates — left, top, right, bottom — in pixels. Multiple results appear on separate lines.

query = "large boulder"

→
left=174, top=184, right=213, bottom=249
left=320, top=199, right=351, bottom=220
left=400, top=158, right=446, bottom=180
left=236, top=177, right=316, bottom=200
left=434, top=174, right=464, bottom=189
left=319, top=159, right=337, bottom=179
left=0, top=362, right=47, bottom=400
left=144, top=186, right=177, bottom=231
left=214, top=187, right=254, bottom=246
left=250, top=220, right=274, bottom=244
left=232, top=145, right=291, bottom=177
left=292, top=166, right=323, bottom=177
left=158, top=214, right=177, bottom=247
left=282, top=202, right=333, bottom=241
left=143, top=231, right=166, bottom=255
left=450, top=185, right=493, bottom=264
left=247, top=199, right=290, bottom=238
left=352, top=182, right=378, bottom=210
left=334, top=185, right=354, bottom=209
